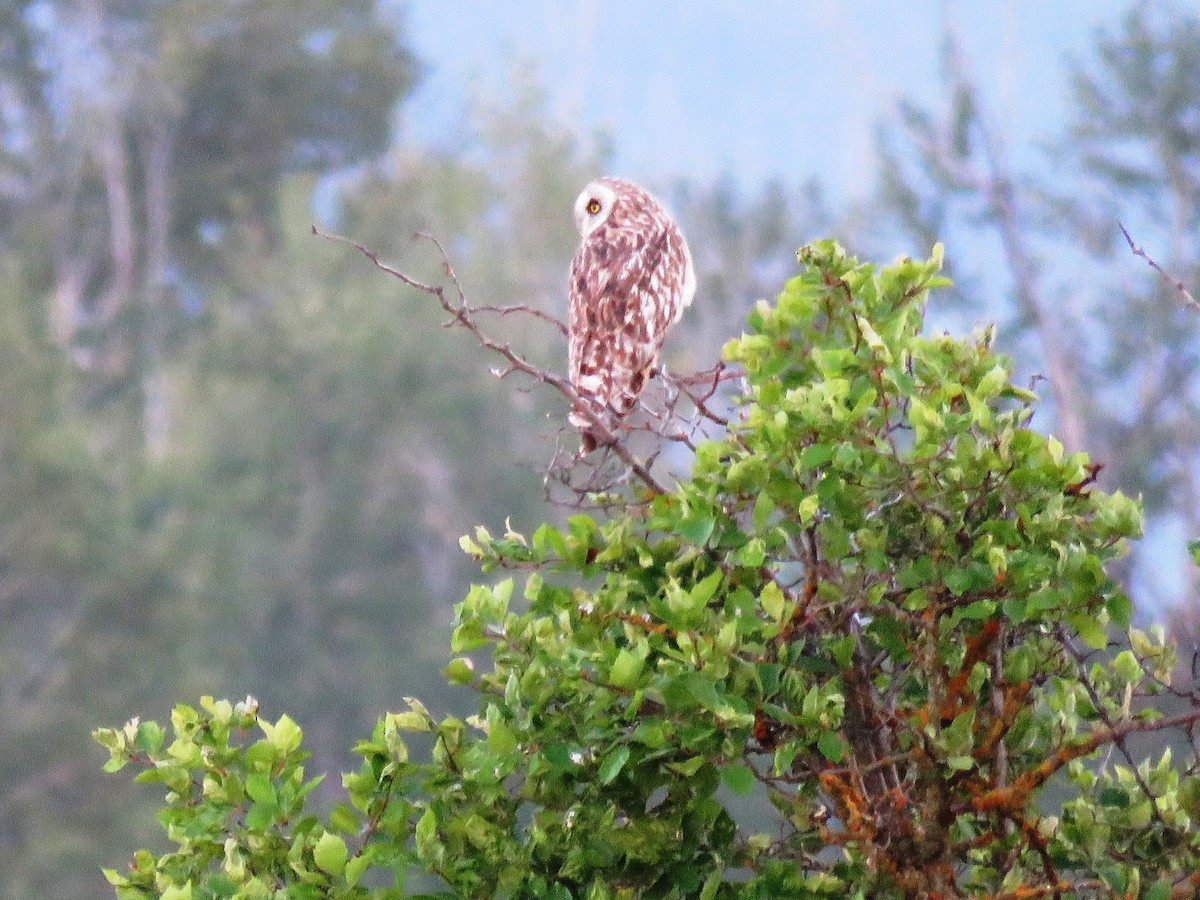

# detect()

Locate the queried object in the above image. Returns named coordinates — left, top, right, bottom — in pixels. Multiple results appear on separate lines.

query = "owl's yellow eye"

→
left=586, top=198, right=602, bottom=215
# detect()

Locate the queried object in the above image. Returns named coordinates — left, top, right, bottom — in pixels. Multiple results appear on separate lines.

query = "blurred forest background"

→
left=1, top=2, right=1198, bottom=897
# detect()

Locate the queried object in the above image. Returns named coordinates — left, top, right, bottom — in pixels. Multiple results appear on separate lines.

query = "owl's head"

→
left=573, top=180, right=620, bottom=239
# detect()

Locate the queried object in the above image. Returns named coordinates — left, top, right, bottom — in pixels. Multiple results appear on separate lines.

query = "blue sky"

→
left=400, top=0, right=1136, bottom=200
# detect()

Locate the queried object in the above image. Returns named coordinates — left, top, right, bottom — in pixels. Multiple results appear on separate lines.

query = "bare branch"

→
left=312, top=224, right=740, bottom=499
left=1119, top=222, right=1200, bottom=316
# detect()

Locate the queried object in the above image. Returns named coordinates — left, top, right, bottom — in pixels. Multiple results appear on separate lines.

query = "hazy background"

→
left=2, top=2, right=1198, bottom=897
left=404, top=0, right=1130, bottom=197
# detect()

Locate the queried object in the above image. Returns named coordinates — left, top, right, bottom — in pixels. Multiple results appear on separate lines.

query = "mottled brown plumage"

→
left=568, top=177, right=695, bottom=450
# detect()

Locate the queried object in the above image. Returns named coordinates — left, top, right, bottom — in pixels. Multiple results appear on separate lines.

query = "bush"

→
left=96, top=242, right=1200, bottom=899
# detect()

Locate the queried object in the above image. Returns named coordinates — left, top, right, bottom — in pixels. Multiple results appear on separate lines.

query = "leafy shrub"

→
left=97, top=242, right=1200, bottom=899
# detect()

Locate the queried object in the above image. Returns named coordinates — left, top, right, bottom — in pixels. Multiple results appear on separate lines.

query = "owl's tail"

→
left=569, top=404, right=611, bottom=453
left=569, top=363, right=656, bottom=453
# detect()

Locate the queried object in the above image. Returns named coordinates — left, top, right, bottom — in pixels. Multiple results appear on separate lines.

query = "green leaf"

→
left=1110, top=650, right=1141, bottom=685
left=720, top=763, right=756, bottom=795
left=444, top=656, right=475, bottom=685
left=261, top=714, right=303, bottom=754
left=1106, top=591, right=1133, bottom=628
left=732, top=537, right=766, bottom=567
left=391, top=697, right=434, bottom=732
left=451, top=618, right=488, bottom=653
left=486, top=718, right=517, bottom=754
left=533, top=523, right=568, bottom=558
left=245, top=800, right=278, bottom=829
left=829, top=636, right=855, bottom=668
left=957, top=599, right=997, bottom=620
left=683, top=673, right=723, bottom=711
left=245, top=773, right=276, bottom=805
left=1098, top=786, right=1130, bottom=808
left=632, top=720, right=667, bottom=748
left=415, top=807, right=439, bottom=863
left=690, top=569, right=723, bottom=606
left=328, top=803, right=361, bottom=834
left=975, top=364, right=1008, bottom=399
left=151, top=765, right=191, bottom=794
left=609, top=646, right=647, bottom=689
left=797, top=493, right=820, bottom=525
left=760, top=580, right=787, bottom=622
left=796, top=446, right=835, bottom=472
left=752, top=493, right=775, bottom=531
left=135, top=720, right=165, bottom=754
left=668, top=756, right=707, bottom=777
left=92, top=726, right=125, bottom=755
left=598, top=746, right=630, bottom=785
left=832, top=442, right=859, bottom=469
left=1179, top=776, right=1200, bottom=817
left=344, top=850, right=371, bottom=888
left=678, top=512, right=716, bottom=545
left=313, top=831, right=347, bottom=877
left=1067, top=612, right=1108, bottom=650
left=102, top=868, right=127, bottom=887
left=542, top=742, right=578, bottom=771
left=817, top=732, right=845, bottom=762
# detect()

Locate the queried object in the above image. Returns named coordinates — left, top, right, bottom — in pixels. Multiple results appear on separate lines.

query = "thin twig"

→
left=467, top=303, right=568, bottom=337
left=1119, top=222, right=1200, bottom=315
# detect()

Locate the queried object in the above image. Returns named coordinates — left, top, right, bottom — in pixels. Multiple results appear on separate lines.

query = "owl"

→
left=568, top=177, right=696, bottom=451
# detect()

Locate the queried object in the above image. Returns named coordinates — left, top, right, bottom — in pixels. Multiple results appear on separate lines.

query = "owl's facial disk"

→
left=574, top=182, right=617, bottom=238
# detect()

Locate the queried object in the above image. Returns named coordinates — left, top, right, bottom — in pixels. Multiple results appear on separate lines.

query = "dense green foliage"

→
left=880, top=5, right=1200, bottom=620
left=97, top=244, right=1200, bottom=898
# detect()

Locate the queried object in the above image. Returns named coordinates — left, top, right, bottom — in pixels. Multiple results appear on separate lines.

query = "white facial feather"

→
left=573, top=181, right=617, bottom=238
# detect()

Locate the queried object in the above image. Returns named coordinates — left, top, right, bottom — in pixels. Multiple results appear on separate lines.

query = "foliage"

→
left=875, top=5, right=1200, bottom=621
left=98, top=243, right=1200, bottom=898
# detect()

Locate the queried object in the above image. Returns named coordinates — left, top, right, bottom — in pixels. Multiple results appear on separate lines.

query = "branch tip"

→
left=1119, top=221, right=1200, bottom=315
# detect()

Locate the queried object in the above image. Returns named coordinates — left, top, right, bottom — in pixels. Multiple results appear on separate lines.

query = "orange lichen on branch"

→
left=818, top=768, right=876, bottom=844
left=983, top=881, right=1082, bottom=900
left=609, top=608, right=675, bottom=636
left=972, top=708, right=1200, bottom=816
left=940, top=618, right=1001, bottom=722
left=974, top=678, right=1033, bottom=762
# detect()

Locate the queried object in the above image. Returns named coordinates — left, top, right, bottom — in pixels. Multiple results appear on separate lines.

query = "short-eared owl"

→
left=568, top=177, right=696, bottom=451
